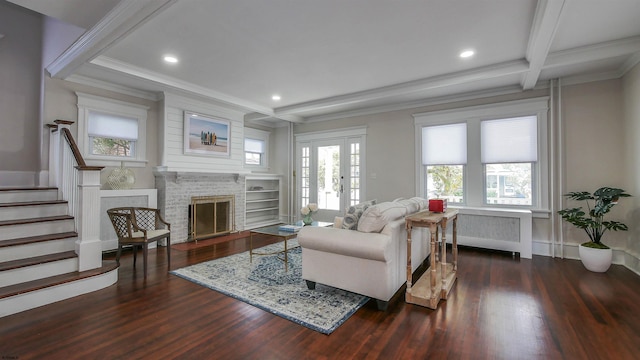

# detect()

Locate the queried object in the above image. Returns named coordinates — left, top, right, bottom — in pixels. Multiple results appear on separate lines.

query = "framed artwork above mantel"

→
left=184, top=111, right=231, bottom=157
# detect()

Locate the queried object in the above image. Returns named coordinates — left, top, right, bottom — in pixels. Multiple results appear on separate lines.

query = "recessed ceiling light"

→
left=272, top=95, right=281, bottom=101
left=459, top=50, right=475, bottom=58
left=163, top=55, right=178, bottom=63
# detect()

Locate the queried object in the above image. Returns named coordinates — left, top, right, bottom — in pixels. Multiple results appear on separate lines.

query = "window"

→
left=422, top=123, right=466, bottom=203
left=244, top=138, right=265, bottom=165
left=414, top=97, right=549, bottom=210
left=88, top=111, right=138, bottom=157
left=244, top=127, right=270, bottom=169
left=482, top=116, right=537, bottom=206
left=76, top=93, right=148, bottom=167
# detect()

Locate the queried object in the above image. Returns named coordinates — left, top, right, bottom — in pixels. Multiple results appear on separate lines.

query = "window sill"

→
left=449, top=205, right=551, bottom=219
left=85, top=158, right=148, bottom=168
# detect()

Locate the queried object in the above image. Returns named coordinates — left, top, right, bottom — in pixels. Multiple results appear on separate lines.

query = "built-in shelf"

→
left=245, top=175, right=281, bottom=229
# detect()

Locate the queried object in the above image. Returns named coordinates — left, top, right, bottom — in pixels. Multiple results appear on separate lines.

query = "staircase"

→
left=0, top=188, right=118, bottom=318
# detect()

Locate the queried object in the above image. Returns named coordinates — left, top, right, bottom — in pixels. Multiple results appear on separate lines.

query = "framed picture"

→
left=184, top=111, right=231, bottom=157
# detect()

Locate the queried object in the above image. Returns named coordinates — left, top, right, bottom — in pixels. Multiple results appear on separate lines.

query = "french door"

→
left=296, top=130, right=365, bottom=223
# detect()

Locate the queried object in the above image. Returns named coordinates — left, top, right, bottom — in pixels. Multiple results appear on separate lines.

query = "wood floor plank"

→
left=1, top=235, right=640, bottom=359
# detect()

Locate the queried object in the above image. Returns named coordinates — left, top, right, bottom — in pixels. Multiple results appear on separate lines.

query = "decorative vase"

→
left=579, top=244, right=613, bottom=272
left=107, top=162, right=136, bottom=190
left=302, top=213, right=313, bottom=225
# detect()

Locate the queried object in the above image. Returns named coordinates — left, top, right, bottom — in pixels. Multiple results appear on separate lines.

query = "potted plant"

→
left=558, top=187, right=631, bottom=272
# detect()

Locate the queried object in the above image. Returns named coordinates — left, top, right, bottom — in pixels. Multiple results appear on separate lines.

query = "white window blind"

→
left=422, top=123, right=467, bottom=165
left=88, top=111, right=138, bottom=140
left=245, top=138, right=265, bottom=153
left=481, top=116, right=537, bottom=163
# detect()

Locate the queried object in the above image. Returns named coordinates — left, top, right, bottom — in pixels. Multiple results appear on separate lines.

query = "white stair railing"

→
left=48, top=120, right=104, bottom=271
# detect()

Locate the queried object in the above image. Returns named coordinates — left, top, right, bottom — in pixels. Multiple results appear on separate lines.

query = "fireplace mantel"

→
left=155, top=171, right=246, bottom=243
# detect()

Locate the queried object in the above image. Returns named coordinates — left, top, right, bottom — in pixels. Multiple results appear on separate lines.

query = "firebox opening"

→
left=189, top=195, right=235, bottom=241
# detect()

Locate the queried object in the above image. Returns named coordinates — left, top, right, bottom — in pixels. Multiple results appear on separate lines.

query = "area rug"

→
left=170, top=240, right=369, bottom=334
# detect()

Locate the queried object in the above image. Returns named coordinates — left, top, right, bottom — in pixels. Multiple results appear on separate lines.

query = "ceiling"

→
left=11, top=0, right=640, bottom=126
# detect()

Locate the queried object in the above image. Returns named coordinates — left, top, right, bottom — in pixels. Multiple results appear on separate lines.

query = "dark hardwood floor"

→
left=2, top=234, right=640, bottom=359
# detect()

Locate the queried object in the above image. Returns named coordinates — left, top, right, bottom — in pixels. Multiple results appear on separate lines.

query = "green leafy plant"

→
left=558, top=187, right=631, bottom=249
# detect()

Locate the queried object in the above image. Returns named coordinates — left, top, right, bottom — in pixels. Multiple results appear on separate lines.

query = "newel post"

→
left=76, top=167, right=103, bottom=271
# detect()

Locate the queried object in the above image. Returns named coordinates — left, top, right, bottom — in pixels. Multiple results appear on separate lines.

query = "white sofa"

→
left=297, top=198, right=430, bottom=310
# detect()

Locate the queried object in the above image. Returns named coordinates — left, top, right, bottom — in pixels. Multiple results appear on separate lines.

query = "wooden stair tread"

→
left=0, top=200, right=67, bottom=208
left=0, top=251, right=77, bottom=271
left=0, top=187, right=57, bottom=192
left=0, top=231, right=77, bottom=248
left=0, top=215, right=73, bottom=226
left=0, top=261, right=118, bottom=299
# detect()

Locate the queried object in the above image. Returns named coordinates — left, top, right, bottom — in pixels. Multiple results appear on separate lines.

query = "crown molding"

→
left=544, top=36, right=640, bottom=69
left=556, top=70, right=623, bottom=87
left=46, top=0, right=176, bottom=79
left=618, top=52, right=640, bottom=77
left=66, top=74, right=159, bottom=101
left=91, top=56, right=275, bottom=115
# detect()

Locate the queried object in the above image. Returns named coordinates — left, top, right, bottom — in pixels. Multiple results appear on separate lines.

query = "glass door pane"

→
left=317, top=145, right=340, bottom=211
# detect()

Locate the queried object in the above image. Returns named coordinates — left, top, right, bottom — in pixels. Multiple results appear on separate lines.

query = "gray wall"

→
left=0, top=1, right=42, bottom=174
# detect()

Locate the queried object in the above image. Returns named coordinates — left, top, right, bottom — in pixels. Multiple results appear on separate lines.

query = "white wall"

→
left=560, top=79, right=628, bottom=254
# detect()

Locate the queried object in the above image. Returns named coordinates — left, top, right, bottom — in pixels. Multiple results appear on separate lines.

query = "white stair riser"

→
left=0, top=237, right=76, bottom=262
left=0, top=257, right=78, bottom=287
left=0, top=190, right=58, bottom=203
left=0, top=268, right=118, bottom=318
left=0, top=220, right=75, bottom=241
left=0, top=203, right=68, bottom=222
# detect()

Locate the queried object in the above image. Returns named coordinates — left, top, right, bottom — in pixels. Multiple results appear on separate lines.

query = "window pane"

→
left=245, top=138, right=265, bottom=153
left=350, top=142, right=360, bottom=206
left=88, top=111, right=138, bottom=140
left=426, top=165, right=464, bottom=203
left=245, top=152, right=261, bottom=165
left=300, top=146, right=310, bottom=207
left=481, top=116, right=537, bottom=163
left=422, top=123, right=467, bottom=165
left=485, top=163, right=532, bottom=205
left=91, top=137, right=134, bottom=157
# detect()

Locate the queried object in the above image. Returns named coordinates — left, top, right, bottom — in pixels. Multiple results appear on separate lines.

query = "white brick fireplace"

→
left=154, top=171, right=245, bottom=243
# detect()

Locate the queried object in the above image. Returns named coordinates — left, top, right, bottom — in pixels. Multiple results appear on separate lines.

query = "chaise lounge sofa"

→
left=297, top=198, right=430, bottom=310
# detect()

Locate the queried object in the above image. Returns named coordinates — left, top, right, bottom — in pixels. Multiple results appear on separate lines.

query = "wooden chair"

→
left=107, top=207, right=171, bottom=278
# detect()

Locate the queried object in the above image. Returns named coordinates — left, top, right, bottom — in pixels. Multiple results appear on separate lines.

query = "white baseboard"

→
left=533, top=240, right=640, bottom=275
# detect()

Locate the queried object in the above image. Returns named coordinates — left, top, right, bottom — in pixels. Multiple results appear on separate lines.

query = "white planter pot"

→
left=579, top=244, right=613, bottom=272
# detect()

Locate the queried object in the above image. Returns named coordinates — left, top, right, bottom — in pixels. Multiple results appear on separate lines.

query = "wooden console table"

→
left=405, top=209, right=459, bottom=309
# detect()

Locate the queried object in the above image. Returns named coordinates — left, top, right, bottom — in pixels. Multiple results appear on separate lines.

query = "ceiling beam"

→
left=274, top=60, right=529, bottom=116
left=521, top=0, right=567, bottom=90
left=47, top=0, right=176, bottom=79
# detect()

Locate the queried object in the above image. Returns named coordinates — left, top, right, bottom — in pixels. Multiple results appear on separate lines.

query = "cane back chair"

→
left=107, top=207, right=171, bottom=277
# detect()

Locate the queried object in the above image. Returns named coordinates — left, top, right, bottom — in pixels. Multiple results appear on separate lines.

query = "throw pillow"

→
left=357, top=201, right=408, bottom=233
left=410, top=197, right=429, bottom=210
left=394, top=198, right=420, bottom=214
left=341, top=199, right=377, bottom=230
